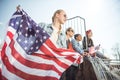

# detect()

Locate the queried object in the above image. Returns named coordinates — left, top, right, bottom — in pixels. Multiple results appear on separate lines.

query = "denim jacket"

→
left=39, top=23, right=67, bottom=48
left=71, top=39, right=84, bottom=54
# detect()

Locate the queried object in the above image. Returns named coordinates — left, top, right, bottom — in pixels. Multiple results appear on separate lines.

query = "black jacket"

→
left=82, top=36, right=94, bottom=50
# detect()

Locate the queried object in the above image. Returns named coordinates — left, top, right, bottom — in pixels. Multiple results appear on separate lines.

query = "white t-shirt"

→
left=50, top=25, right=60, bottom=47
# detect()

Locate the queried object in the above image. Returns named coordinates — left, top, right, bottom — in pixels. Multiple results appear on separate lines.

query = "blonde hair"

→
left=52, top=9, right=64, bottom=23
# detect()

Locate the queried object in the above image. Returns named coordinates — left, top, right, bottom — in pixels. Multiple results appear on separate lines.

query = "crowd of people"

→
left=39, top=9, right=107, bottom=80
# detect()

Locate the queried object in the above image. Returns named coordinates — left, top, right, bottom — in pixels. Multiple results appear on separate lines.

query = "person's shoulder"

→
left=38, top=22, right=46, bottom=27
left=38, top=22, right=52, bottom=28
left=71, top=38, right=76, bottom=43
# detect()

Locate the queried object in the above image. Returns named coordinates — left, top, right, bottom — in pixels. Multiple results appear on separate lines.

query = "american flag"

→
left=0, top=9, right=82, bottom=80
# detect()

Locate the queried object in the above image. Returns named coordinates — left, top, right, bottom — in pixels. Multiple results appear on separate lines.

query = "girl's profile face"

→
left=77, top=35, right=82, bottom=41
left=57, top=11, right=67, bottom=24
left=68, top=29, right=74, bottom=37
left=88, top=31, right=93, bottom=38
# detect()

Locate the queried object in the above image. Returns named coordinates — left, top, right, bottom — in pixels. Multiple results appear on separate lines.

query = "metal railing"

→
left=63, top=16, right=86, bottom=36
left=89, top=57, right=120, bottom=80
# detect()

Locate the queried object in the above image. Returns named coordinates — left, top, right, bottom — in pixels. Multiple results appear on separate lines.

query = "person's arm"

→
left=71, top=39, right=84, bottom=54
left=90, top=38, right=94, bottom=47
left=39, top=23, right=53, bottom=36
left=38, top=22, right=47, bottom=29
left=57, top=32, right=67, bottom=48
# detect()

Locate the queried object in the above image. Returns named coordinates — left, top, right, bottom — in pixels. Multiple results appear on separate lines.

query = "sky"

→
left=0, top=0, right=120, bottom=59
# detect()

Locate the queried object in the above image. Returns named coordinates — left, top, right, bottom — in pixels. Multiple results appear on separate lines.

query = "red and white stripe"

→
left=0, top=15, right=83, bottom=80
